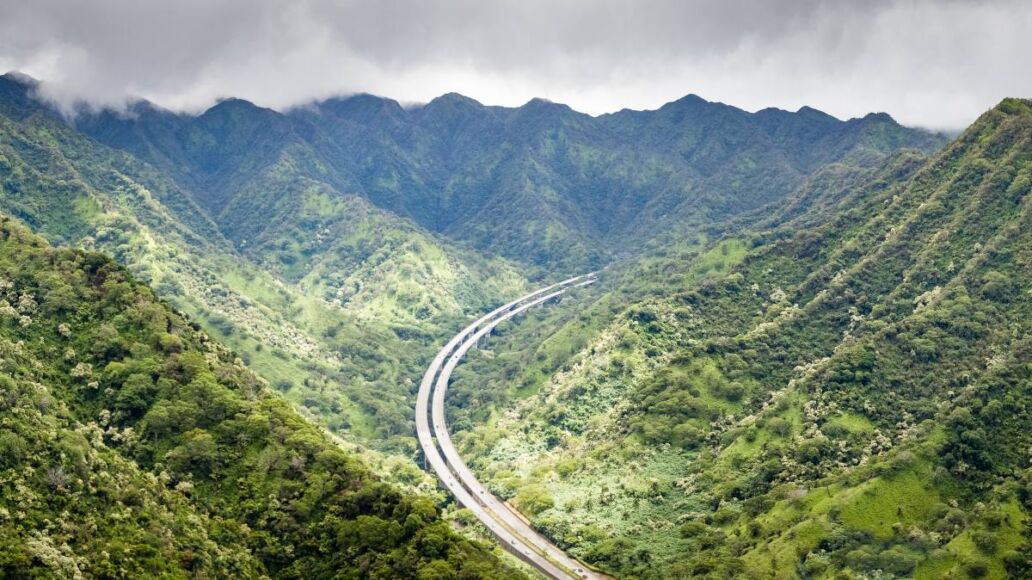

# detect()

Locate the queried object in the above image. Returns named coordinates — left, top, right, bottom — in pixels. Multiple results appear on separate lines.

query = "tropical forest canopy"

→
left=2, top=70, right=1030, bottom=578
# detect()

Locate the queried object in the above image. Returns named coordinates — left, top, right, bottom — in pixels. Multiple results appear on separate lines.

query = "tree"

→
left=514, top=484, right=555, bottom=515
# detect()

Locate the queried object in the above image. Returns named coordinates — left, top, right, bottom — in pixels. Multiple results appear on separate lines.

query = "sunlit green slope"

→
left=0, top=216, right=520, bottom=578
left=449, top=99, right=1032, bottom=578
left=0, top=73, right=527, bottom=450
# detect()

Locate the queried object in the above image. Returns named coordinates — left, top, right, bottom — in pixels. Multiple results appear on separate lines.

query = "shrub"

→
left=768, top=417, right=792, bottom=437
left=972, top=530, right=998, bottom=554
left=514, top=484, right=555, bottom=515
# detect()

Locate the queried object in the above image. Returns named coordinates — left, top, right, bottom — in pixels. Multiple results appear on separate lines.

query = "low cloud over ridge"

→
left=1, top=0, right=1029, bottom=129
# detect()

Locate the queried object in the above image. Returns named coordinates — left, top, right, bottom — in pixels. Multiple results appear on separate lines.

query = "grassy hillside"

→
left=1, top=70, right=974, bottom=577
left=0, top=73, right=527, bottom=451
left=0, top=216, right=521, bottom=578
left=448, top=100, right=1032, bottom=578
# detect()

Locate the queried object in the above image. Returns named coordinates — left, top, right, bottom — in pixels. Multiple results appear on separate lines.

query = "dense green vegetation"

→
left=0, top=73, right=527, bottom=452
left=13, top=69, right=1027, bottom=579
left=77, top=83, right=945, bottom=273
left=449, top=100, right=1032, bottom=578
left=0, top=217, right=521, bottom=578
left=2, top=70, right=941, bottom=456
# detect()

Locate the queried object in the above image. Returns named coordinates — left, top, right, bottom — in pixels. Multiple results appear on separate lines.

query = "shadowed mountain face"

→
left=71, top=78, right=947, bottom=271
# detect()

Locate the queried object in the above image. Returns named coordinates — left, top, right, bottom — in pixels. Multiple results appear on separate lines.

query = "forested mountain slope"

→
left=0, top=217, right=520, bottom=578
left=2, top=70, right=947, bottom=456
left=0, top=72, right=527, bottom=450
left=1, top=70, right=968, bottom=577
left=448, top=99, right=1032, bottom=578
left=76, top=80, right=946, bottom=271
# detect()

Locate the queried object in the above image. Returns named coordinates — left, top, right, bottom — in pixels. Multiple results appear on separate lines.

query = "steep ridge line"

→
left=416, top=274, right=601, bottom=579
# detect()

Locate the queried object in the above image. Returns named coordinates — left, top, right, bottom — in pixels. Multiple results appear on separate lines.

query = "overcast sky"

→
left=0, top=0, right=1027, bottom=129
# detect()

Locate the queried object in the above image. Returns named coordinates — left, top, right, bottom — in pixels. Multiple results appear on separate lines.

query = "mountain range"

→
left=4, top=70, right=1029, bottom=578
left=72, top=77, right=945, bottom=271
left=446, top=99, right=1032, bottom=578
left=0, top=70, right=946, bottom=451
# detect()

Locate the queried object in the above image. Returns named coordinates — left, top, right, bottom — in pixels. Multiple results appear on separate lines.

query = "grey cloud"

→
left=0, top=0, right=1026, bottom=129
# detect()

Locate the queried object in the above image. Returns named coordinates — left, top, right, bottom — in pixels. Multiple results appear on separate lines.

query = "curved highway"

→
left=416, top=274, right=601, bottom=579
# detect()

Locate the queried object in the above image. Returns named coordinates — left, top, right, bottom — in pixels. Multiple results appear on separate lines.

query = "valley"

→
left=1, top=67, right=1030, bottom=579
left=417, top=273, right=600, bottom=579
left=447, top=99, right=1032, bottom=578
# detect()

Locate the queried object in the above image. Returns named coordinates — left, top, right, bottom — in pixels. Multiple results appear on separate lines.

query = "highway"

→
left=416, top=274, right=601, bottom=579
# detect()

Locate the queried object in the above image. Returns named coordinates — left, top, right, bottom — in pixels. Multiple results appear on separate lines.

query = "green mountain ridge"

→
left=11, top=69, right=1029, bottom=580
left=0, top=216, right=521, bottom=578
left=446, top=99, right=1032, bottom=578
left=0, top=69, right=944, bottom=456
left=0, top=72, right=529, bottom=451
left=67, top=73, right=946, bottom=271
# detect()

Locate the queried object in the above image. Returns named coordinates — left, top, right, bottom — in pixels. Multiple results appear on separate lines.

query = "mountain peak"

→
left=947, top=97, right=1032, bottom=146
left=125, top=98, right=171, bottom=116
left=326, top=92, right=396, bottom=105
left=672, top=93, right=707, bottom=106
left=427, top=92, right=483, bottom=108
left=796, top=105, right=838, bottom=121
left=993, top=97, right=1032, bottom=117
left=313, top=92, right=407, bottom=123
left=1, top=70, right=39, bottom=88
left=655, top=93, right=714, bottom=113
left=859, top=111, right=897, bottom=124
left=200, top=97, right=284, bottom=123
left=521, top=96, right=570, bottom=109
left=513, top=97, right=578, bottom=123
left=655, top=94, right=738, bottom=120
left=755, top=105, right=838, bottom=123
left=81, top=97, right=174, bottom=121
left=209, top=96, right=263, bottom=111
left=416, top=92, right=494, bottom=128
left=0, top=71, right=50, bottom=118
